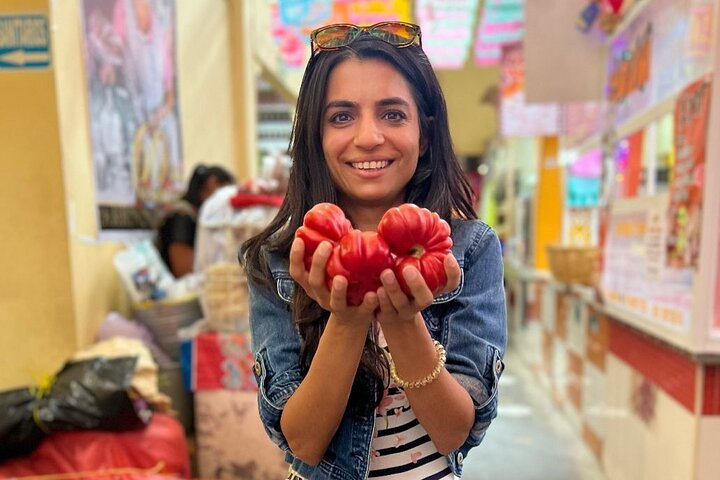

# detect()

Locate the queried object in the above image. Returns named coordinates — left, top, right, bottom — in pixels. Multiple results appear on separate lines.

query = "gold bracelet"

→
left=385, top=340, right=447, bottom=389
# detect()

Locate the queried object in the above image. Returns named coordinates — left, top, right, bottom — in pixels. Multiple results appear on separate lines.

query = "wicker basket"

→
left=201, top=262, right=249, bottom=332
left=546, top=244, right=599, bottom=285
left=134, top=295, right=203, bottom=360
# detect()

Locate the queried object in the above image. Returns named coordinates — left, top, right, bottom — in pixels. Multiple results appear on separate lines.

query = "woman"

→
left=157, top=164, right=234, bottom=277
left=241, top=22, right=506, bottom=480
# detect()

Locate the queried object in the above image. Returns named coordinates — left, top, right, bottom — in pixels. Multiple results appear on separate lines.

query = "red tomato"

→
left=295, top=203, right=352, bottom=270
left=378, top=203, right=453, bottom=295
left=325, top=230, right=394, bottom=306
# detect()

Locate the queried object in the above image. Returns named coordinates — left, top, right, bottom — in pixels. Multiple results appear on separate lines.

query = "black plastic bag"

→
left=0, top=356, right=152, bottom=460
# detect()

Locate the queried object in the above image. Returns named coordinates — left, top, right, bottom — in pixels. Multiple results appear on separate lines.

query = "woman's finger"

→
left=328, top=275, right=349, bottom=312
left=439, top=253, right=461, bottom=294
left=379, top=269, right=411, bottom=312
left=288, top=237, right=307, bottom=283
left=307, top=241, right=332, bottom=291
left=376, top=285, right=396, bottom=314
left=359, top=290, right=379, bottom=315
left=402, top=266, right=433, bottom=309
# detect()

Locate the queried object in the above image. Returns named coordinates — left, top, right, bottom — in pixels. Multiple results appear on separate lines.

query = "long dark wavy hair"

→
left=241, top=34, right=476, bottom=412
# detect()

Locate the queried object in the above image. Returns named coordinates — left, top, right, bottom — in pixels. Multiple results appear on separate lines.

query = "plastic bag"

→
left=0, top=356, right=152, bottom=460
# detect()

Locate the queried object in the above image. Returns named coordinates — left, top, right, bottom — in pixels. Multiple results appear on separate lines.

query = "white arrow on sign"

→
left=0, top=49, right=50, bottom=66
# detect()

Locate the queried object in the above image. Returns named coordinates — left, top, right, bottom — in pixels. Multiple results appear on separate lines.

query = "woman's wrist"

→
left=385, top=340, right=446, bottom=389
left=377, top=312, right=425, bottom=337
left=326, top=312, right=373, bottom=338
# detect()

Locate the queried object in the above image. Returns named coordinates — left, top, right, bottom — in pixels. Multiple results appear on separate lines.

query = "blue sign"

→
left=0, top=14, right=51, bottom=69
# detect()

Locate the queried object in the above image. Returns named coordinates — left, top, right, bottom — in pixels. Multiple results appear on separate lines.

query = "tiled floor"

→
left=459, top=345, right=608, bottom=480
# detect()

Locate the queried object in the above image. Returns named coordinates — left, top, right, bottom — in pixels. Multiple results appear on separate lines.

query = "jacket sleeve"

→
left=248, top=271, right=303, bottom=451
left=442, top=222, right=507, bottom=452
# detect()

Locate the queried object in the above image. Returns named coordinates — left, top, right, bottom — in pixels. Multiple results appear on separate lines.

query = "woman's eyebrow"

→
left=377, top=97, right=410, bottom=108
left=325, top=100, right=357, bottom=110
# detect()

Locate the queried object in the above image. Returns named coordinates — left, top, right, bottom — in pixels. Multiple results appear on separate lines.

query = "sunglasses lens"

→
left=370, top=23, right=418, bottom=46
left=313, top=25, right=358, bottom=49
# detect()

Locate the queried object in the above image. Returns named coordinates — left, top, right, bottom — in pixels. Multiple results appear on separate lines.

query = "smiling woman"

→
left=241, top=23, right=507, bottom=480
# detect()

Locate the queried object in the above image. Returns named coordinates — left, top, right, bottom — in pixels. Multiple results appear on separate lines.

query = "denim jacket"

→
left=248, top=219, right=507, bottom=479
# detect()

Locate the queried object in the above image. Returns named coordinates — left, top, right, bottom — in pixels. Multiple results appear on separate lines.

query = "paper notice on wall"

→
left=601, top=195, right=693, bottom=333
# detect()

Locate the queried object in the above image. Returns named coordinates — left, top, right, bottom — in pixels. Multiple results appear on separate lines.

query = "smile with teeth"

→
left=351, top=160, right=390, bottom=170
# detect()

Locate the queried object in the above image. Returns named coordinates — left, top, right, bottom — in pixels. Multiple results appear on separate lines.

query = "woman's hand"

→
left=376, top=253, right=461, bottom=324
left=289, top=238, right=378, bottom=321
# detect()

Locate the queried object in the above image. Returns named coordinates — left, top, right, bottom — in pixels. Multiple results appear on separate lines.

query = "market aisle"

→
left=459, top=344, right=607, bottom=480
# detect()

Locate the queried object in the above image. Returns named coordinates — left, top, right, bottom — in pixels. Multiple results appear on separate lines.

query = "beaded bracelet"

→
left=385, top=340, right=447, bottom=389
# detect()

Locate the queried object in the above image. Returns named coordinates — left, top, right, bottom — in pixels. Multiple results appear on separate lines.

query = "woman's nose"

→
left=353, top=117, right=384, bottom=148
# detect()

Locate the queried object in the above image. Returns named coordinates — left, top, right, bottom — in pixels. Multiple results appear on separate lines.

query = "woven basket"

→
left=546, top=244, right=599, bottom=285
left=134, top=295, right=203, bottom=359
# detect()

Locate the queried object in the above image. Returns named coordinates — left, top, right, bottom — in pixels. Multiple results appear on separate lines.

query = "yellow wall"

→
left=0, top=1, right=242, bottom=389
left=436, top=65, right=499, bottom=156
left=0, top=1, right=77, bottom=388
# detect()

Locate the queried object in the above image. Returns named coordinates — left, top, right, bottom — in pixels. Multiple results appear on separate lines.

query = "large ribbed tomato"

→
left=378, top=203, right=453, bottom=296
left=325, top=230, right=394, bottom=306
left=295, top=203, right=352, bottom=270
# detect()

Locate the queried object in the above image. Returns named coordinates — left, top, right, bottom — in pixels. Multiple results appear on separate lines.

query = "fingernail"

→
left=381, top=270, right=395, bottom=285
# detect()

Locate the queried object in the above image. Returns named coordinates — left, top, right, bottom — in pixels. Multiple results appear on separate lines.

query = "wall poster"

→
left=81, top=0, right=183, bottom=233
left=666, top=76, right=711, bottom=269
left=601, top=195, right=693, bottom=333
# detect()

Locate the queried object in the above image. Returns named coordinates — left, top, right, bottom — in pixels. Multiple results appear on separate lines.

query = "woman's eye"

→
left=329, top=112, right=352, bottom=124
left=383, top=110, right=407, bottom=122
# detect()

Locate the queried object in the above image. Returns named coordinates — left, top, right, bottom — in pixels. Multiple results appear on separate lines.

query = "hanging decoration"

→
left=270, top=0, right=411, bottom=69
left=415, top=0, right=480, bottom=69
left=606, top=0, right=624, bottom=14
left=474, top=0, right=524, bottom=66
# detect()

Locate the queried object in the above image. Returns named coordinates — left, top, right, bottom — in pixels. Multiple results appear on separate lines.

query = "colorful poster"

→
left=612, top=130, right=644, bottom=199
left=601, top=195, right=693, bottom=332
left=81, top=0, right=183, bottom=231
left=666, top=76, right=711, bottom=269
left=607, top=0, right=715, bottom=126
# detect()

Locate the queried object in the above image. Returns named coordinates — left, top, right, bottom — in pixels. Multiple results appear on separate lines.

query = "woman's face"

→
left=321, top=57, right=421, bottom=215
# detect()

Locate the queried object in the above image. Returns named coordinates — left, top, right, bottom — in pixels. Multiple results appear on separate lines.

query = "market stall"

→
left=493, top=1, right=720, bottom=478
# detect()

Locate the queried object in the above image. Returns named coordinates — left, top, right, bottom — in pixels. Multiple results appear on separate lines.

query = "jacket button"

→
left=495, top=359, right=503, bottom=375
left=456, top=452, right=464, bottom=465
left=253, top=361, right=262, bottom=376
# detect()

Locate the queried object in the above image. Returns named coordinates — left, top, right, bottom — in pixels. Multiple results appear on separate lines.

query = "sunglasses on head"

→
left=310, top=21, right=422, bottom=58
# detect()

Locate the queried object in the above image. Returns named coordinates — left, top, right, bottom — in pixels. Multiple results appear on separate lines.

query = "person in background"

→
left=157, top=164, right=234, bottom=277
left=241, top=22, right=506, bottom=480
